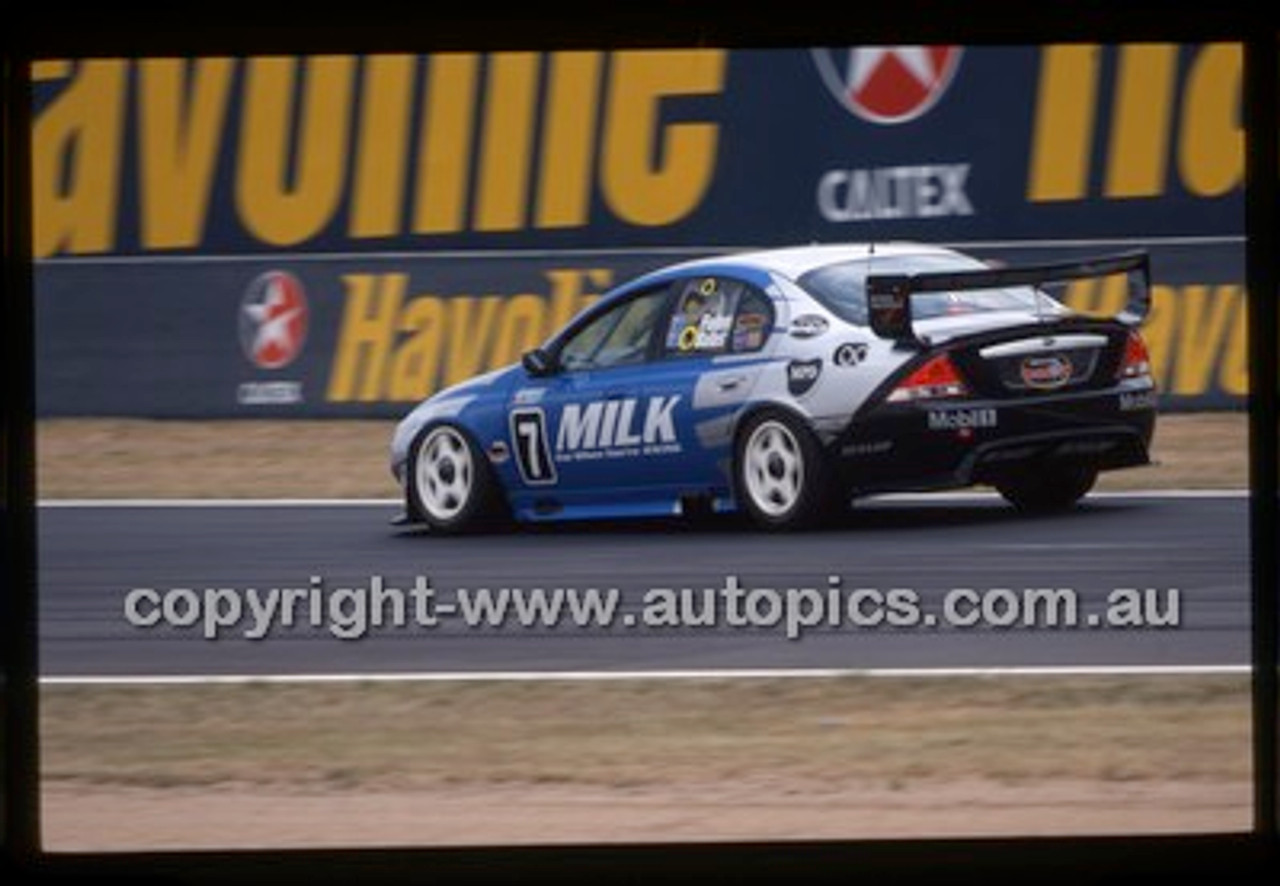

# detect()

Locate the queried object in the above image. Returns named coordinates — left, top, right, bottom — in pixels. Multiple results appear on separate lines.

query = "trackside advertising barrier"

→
left=31, top=45, right=1247, bottom=416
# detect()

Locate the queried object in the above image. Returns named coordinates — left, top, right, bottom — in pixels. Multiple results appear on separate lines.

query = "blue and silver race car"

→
left=390, top=243, right=1156, bottom=532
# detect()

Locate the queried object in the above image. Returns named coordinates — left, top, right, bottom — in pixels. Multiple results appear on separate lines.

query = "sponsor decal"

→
left=1119, top=390, right=1158, bottom=412
left=817, top=163, right=973, bottom=223
left=677, top=313, right=733, bottom=352
left=487, top=440, right=511, bottom=464
left=789, top=314, right=830, bottom=338
left=1019, top=353, right=1074, bottom=390
left=841, top=439, right=893, bottom=457
left=833, top=341, right=869, bottom=367
left=732, top=313, right=767, bottom=352
left=551, top=395, right=683, bottom=463
left=927, top=408, right=997, bottom=431
left=787, top=358, right=823, bottom=396
left=236, top=381, right=303, bottom=405
left=236, top=270, right=306, bottom=406
left=812, top=46, right=963, bottom=124
left=239, top=270, right=308, bottom=370
left=668, top=277, right=740, bottom=354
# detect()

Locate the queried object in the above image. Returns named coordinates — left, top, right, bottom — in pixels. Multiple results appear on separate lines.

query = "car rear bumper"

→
left=832, top=383, right=1156, bottom=496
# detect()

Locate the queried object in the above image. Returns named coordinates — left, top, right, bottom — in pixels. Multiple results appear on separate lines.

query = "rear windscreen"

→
left=798, top=254, right=1057, bottom=325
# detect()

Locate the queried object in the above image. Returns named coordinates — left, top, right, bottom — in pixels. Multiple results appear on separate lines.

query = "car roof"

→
left=663, top=242, right=966, bottom=282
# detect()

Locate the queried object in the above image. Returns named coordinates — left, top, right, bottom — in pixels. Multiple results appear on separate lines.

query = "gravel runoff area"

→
left=40, top=675, right=1251, bottom=850
left=35, top=412, right=1248, bottom=500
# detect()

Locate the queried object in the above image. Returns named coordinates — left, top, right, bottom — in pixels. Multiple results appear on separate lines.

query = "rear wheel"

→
left=734, top=410, right=842, bottom=530
left=407, top=423, right=503, bottom=533
left=995, top=464, right=1098, bottom=513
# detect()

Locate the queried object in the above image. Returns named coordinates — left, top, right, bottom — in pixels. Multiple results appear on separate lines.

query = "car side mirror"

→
left=521, top=348, right=556, bottom=377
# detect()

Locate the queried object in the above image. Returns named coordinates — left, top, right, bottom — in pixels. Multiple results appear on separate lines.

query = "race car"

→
left=390, top=242, right=1157, bottom=532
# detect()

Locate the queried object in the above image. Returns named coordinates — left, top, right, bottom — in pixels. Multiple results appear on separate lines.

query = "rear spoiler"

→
left=866, top=250, right=1151, bottom=343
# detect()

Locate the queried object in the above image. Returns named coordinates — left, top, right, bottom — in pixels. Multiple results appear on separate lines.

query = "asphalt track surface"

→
left=37, top=494, right=1248, bottom=678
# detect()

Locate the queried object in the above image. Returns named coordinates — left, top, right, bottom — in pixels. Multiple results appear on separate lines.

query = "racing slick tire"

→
left=407, top=422, right=506, bottom=533
left=994, top=463, right=1098, bottom=513
left=734, top=409, right=843, bottom=531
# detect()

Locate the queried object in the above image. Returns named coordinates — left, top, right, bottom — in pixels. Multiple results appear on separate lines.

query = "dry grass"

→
left=1097, top=411, right=1248, bottom=490
left=35, top=412, right=1248, bottom=499
left=41, top=676, right=1250, bottom=793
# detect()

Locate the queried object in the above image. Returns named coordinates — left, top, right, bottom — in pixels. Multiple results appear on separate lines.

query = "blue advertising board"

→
left=31, top=45, right=1247, bottom=415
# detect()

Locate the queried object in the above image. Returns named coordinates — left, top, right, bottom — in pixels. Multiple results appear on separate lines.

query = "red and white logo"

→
left=1020, top=354, right=1074, bottom=390
left=239, top=271, right=308, bottom=370
left=813, top=46, right=963, bottom=124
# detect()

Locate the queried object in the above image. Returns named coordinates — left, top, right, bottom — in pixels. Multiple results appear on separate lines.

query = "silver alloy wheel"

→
left=742, top=419, right=805, bottom=517
left=413, top=425, right=474, bottom=522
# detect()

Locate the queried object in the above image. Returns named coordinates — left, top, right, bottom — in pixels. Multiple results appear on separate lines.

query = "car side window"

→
left=558, top=287, right=669, bottom=372
left=661, top=276, right=774, bottom=357
left=663, top=277, right=744, bottom=357
left=730, top=285, right=774, bottom=353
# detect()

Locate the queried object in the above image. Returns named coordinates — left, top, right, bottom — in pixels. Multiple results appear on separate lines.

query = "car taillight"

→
left=1117, top=330, right=1152, bottom=381
left=887, top=353, right=969, bottom=403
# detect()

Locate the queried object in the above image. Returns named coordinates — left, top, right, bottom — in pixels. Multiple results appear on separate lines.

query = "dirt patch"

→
left=40, top=675, right=1251, bottom=849
left=35, top=412, right=1247, bottom=499
left=41, top=779, right=1249, bottom=850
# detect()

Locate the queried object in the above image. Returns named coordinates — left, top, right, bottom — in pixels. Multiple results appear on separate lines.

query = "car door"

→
left=504, top=285, right=674, bottom=509
left=637, top=273, right=778, bottom=495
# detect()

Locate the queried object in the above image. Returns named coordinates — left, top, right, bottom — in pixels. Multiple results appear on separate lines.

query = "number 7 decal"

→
left=510, top=408, right=557, bottom=485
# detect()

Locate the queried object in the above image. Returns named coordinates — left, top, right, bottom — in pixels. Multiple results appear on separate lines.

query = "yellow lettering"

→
left=1027, top=45, right=1099, bottom=202
left=31, top=60, right=72, bottom=81
left=1218, top=287, right=1248, bottom=396
left=475, top=53, right=540, bottom=232
left=137, top=58, right=235, bottom=250
left=443, top=297, right=503, bottom=386
left=327, top=273, right=405, bottom=401
left=489, top=295, right=549, bottom=369
left=1104, top=44, right=1177, bottom=198
left=387, top=295, right=446, bottom=401
left=536, top=52, right=603, bottom=229
left=351, top=55, right=416, bottom=237
left=236, top=56, right=355, bottom=246
left=1141, top=285, right=1178, bottom=392
left=545, top=267, right=611, bottom=335
left=1060, top=275, right=1129, bottom=319
left=31, top=59, right=127, bottom=257
left=601, top=49, right=725, bottom=226
left=1170, top=285, right=1239, bottom=395
left=413, top=53, right=477, bottom=234
left=329, top=267, right=619, bottom=403
left=1179, top=43, right=1243, bottom=197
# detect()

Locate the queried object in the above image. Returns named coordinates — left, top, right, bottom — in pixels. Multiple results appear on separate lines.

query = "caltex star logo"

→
left=239, top=271, right=308, bottom=370
left=812, top=45, right=963, bottom=124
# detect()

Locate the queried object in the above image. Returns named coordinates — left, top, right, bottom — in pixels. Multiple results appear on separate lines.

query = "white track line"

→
left=35, top=490, right=1250, bottom=508
left=39, top=665, right=1249, bottom=687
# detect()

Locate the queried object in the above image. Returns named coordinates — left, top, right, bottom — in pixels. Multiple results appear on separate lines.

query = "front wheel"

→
left=734, top=410, right=842, bottom=531
left=407, top=423, right=503, bottom=533
left=995, top=464, right=1098, bottom=513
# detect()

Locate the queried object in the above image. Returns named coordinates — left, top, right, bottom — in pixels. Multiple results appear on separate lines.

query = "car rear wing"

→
left=865, top=250, right=1151, bottom=343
